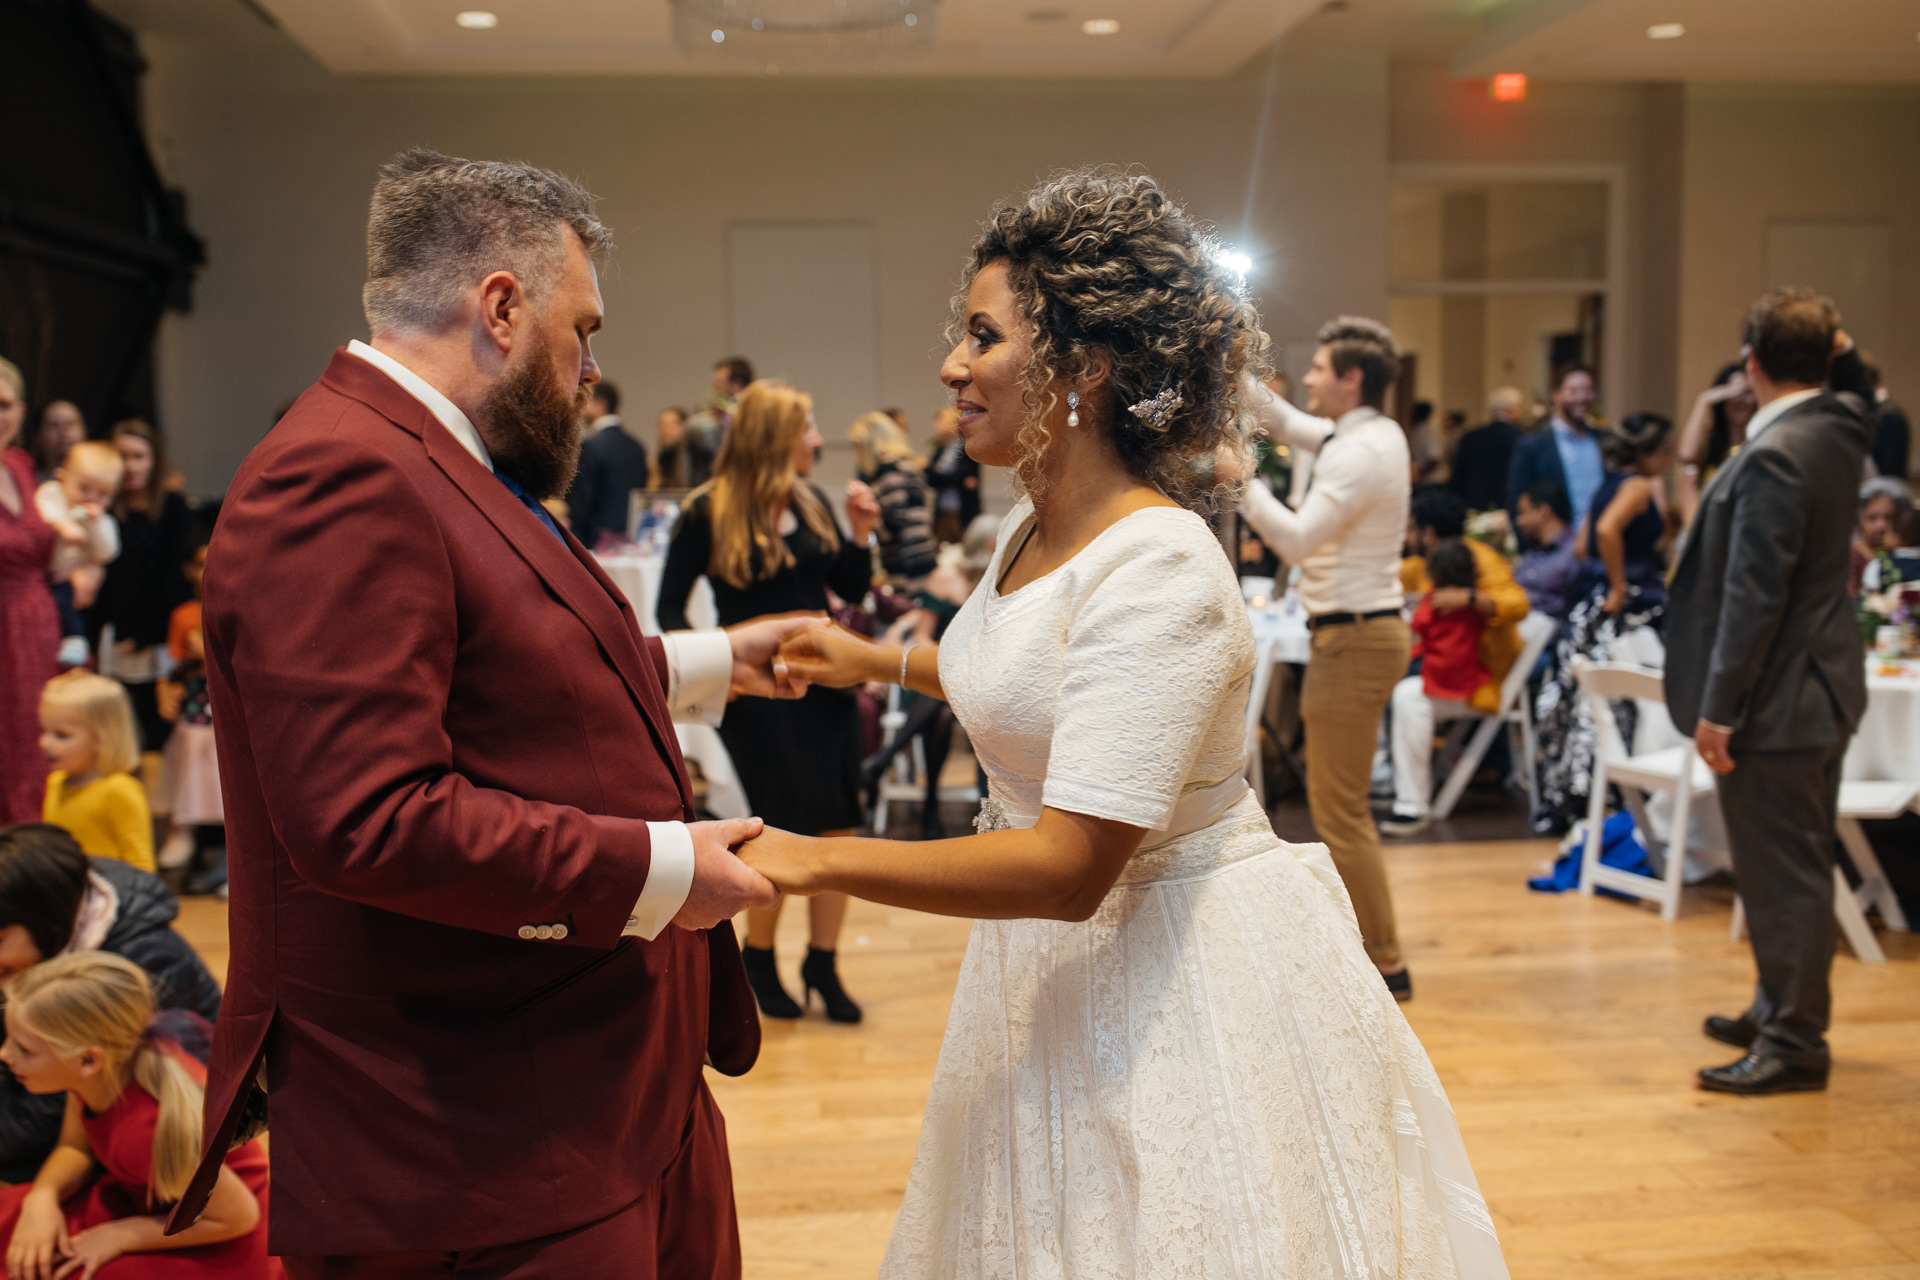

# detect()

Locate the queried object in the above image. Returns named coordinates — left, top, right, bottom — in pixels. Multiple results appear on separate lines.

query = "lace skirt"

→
left=879, top=793, right=1509, bottom=1280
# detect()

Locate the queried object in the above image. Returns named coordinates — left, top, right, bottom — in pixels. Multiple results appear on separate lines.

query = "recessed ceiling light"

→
left=711, top=28, right=725, bottom=42
left=454, top=10, right=497, bottom=29
left=1647, top=22, right=1686, bottom=39
left=905, top=12, right=917, bottom=25
left=1082, top=18, right=1120, bottom=36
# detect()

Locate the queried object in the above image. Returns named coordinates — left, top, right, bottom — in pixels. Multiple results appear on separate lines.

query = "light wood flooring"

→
left=175, top=835, right=1920, bottom=1279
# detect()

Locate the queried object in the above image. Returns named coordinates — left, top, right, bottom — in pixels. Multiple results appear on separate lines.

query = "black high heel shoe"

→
left=800, top=947, right=863, bottom=1024
left=742, top=945, right=802, bottom=1019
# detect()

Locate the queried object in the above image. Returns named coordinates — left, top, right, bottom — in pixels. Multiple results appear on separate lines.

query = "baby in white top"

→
left=36, top=440, right=124, bottom=666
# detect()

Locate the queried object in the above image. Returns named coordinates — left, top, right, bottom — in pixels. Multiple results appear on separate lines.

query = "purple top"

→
left=1515, top=526, right=1582, bottom=620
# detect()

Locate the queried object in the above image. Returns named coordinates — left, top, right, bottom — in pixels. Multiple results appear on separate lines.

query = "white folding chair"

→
left=1729, top=780, right=1915, bottom=966
left=1243, top=634, right=1282, bottom=809
left=1429, top=611, right=1557, bottom=820
left=1574, top=660, right=1718, bottom=920
left=871, top=685, right=980, bottom=835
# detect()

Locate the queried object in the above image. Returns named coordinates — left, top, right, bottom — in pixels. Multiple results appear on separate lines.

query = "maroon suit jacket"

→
left=169, top=351, right=759, bottom=1254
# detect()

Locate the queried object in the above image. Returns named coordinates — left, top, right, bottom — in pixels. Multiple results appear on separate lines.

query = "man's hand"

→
left=1695, top=721, right=1735, bottom=776
left=725, top=614, right=821, bottom=700
left=1429, top=586, right=1473, bottom=615
left=673, top=818, right=780, bottom=930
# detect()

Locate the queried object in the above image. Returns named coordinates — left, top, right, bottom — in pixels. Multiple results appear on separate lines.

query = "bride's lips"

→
left=955, top=400, right=986, bottom=433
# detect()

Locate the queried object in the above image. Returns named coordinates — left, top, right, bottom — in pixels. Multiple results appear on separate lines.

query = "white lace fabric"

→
left=881, top=501, right=1509, bottom=1279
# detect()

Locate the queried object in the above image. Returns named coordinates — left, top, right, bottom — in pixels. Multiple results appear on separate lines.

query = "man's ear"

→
left=477, top=270, right=523, bottom=356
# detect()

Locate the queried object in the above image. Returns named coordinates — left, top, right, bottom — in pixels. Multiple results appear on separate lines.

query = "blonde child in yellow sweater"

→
left=37, top=672, right=154, bottom=872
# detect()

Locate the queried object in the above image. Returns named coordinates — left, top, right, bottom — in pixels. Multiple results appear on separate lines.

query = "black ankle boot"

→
left=742, top=945, right=801, bottom=1019
left=800, top=947, right=863, bottom=1024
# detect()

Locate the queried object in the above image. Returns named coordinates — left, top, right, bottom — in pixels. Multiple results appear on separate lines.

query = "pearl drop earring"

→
left=1066, top=391, right=1081, bottom=427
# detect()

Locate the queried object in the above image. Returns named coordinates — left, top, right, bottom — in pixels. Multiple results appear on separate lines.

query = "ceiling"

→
left=210, top=0, right=1329, bottom=79
left=1452, top=0, right=1920, bottom=82
left=89, top=0, right=1920, bottom=82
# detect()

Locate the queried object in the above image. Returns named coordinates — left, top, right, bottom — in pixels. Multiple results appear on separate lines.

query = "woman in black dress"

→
left=88, top=420, right=192, bottom=754
left=658, top=381, right=878, bottom=1023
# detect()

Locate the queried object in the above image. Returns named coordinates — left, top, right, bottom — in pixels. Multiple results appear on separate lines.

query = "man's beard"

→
left=485, top=335, right=588, bottom=500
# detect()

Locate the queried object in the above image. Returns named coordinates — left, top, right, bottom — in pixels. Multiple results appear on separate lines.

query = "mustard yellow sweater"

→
left=43, top=772, right=155, bottom=873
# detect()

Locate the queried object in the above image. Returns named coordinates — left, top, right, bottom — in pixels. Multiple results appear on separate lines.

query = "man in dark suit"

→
left=170, top=150, right=809, bottom=1275
left=566, top=379, right=653, bottom=549
left=1507, top=363, right=1602, bottom=528
left=1448, top=386, right=1524, bottom=512
left=1665, top=287, right=1875, bottom=1096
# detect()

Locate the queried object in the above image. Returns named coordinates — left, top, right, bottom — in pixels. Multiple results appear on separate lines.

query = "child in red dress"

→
left=0, top=952, right=280, bottom=1279
left=1410, top=539, right=1497, bottom=712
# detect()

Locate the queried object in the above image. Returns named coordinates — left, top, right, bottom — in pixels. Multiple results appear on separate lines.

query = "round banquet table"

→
left=593, top=552, right=746, bottom=819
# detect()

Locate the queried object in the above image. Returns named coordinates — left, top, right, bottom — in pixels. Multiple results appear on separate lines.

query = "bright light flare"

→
left=1490, top=73, right=1527, bottom=103
left=455, top=10, right=498, bottom=29
left=1647, top=22, right=1686, bottom=39
left=1082, top=18, right=1120, bottom=35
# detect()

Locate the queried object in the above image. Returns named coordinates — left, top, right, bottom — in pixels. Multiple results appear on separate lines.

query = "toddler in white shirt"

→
left=35, top=440, right=124, bottom=668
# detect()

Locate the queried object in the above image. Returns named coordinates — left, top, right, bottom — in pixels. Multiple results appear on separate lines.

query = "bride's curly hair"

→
left=952, top=166, right=1271, bottom=512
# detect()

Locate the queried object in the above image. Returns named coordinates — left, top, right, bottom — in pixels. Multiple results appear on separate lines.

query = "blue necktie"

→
left=495, top=468, right=566, bottom=544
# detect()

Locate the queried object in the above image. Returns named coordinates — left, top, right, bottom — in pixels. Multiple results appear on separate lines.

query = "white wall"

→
left=138, top=24, right=1389, bottom=495
left=1678, top=82, right=1920, bottom=472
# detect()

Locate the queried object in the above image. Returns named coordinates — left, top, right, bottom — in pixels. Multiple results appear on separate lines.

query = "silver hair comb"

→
left=1127, top=387, right=1184, bottom=431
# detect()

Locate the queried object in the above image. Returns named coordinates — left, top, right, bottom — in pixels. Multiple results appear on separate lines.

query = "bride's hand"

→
left=775, top=621, right=882, bottom=690
left=736, top=827, right=825, bottom=896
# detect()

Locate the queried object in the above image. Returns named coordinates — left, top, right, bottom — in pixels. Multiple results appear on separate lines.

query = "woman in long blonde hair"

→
left=658, top=381, right=879, bottom=1023
left=0, top=951, right=279, bottom=1278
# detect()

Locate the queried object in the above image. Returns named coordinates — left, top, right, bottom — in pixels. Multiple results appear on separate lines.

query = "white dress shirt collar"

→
left=1744, top=387, right=1822, bottom=444
left=590, top=414, right=620, bottom=432
left=1336, top=406, right=1380, bottom=432
left=346, top=339, right=493, bottom=472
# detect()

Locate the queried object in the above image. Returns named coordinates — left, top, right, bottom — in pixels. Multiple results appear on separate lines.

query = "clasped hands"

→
left=723, top=613, right=886, bottom=699
left=674, top=618, right=888, bottom=929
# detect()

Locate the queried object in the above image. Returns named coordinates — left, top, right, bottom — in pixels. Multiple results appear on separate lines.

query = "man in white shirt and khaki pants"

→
left=1242, top=318, right=1415, bottom=1000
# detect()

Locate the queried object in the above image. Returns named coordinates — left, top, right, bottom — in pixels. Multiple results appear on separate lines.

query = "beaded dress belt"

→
left=1306, top=608, right=1400, bottom=631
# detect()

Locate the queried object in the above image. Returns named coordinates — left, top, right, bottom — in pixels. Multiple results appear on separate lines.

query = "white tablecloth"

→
left=595, top=553, right=744, bottom=817
left=1243, top=582, right=1313, bottom=665
left=1849, top=659, right=1920, bottom=786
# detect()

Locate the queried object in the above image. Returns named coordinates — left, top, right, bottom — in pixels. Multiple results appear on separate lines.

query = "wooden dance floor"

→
left=177, top=836, right=1920, bottom=1279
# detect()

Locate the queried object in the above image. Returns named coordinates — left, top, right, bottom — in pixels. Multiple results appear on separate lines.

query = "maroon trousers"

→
left=284, top=1085, right=739, bottom=1280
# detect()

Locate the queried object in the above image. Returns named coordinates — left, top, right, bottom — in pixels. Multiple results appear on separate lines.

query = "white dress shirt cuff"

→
left=624, top=821, right=697, bottom=940
left=662, top=630, right=733, bottom=727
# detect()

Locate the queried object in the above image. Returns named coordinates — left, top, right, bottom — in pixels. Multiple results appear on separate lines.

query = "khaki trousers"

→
left=1301, top=616, right=1410, bottom=970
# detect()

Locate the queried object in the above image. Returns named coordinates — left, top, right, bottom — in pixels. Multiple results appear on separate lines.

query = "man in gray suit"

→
left=1666, top=288, right=1876, bottom=1095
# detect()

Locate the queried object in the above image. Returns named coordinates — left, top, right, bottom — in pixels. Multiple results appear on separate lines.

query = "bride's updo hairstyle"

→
left=958, top=166, right=1270, bottom=511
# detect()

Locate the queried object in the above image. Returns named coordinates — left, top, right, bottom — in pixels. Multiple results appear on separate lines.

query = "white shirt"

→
left=1240, top=386, right=1410, bottom=616
left=1743, top=387, right=1822, bottom=445
left=346, top=340, right=728, bottom=939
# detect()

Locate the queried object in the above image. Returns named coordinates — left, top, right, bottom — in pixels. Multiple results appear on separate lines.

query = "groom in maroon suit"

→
left=169, top=151, right=802, bottom=1276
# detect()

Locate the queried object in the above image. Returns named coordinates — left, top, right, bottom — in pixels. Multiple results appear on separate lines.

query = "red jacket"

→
left=169, top=351, right=758, bottom=1254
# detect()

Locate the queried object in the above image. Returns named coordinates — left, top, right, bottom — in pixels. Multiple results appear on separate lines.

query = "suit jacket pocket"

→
left=495, top=941, right=632, bottom=1023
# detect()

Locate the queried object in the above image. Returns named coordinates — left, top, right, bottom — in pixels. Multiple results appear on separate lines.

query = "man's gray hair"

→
left=362, top=149, right=611, bottom=335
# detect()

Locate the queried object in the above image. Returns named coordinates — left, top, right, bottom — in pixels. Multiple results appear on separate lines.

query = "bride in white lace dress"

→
left=743, top=168, right=1508, bottom=1280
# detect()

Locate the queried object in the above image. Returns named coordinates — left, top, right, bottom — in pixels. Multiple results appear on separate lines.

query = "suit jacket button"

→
left=535, top=925, right=555, bottom=940
left=551, top=924, right=569, bottom=940
left=517, top=925, right=538, bottom=940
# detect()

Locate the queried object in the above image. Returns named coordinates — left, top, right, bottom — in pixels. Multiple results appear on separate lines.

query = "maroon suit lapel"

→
left=318, top=350, right=695, bottom=814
